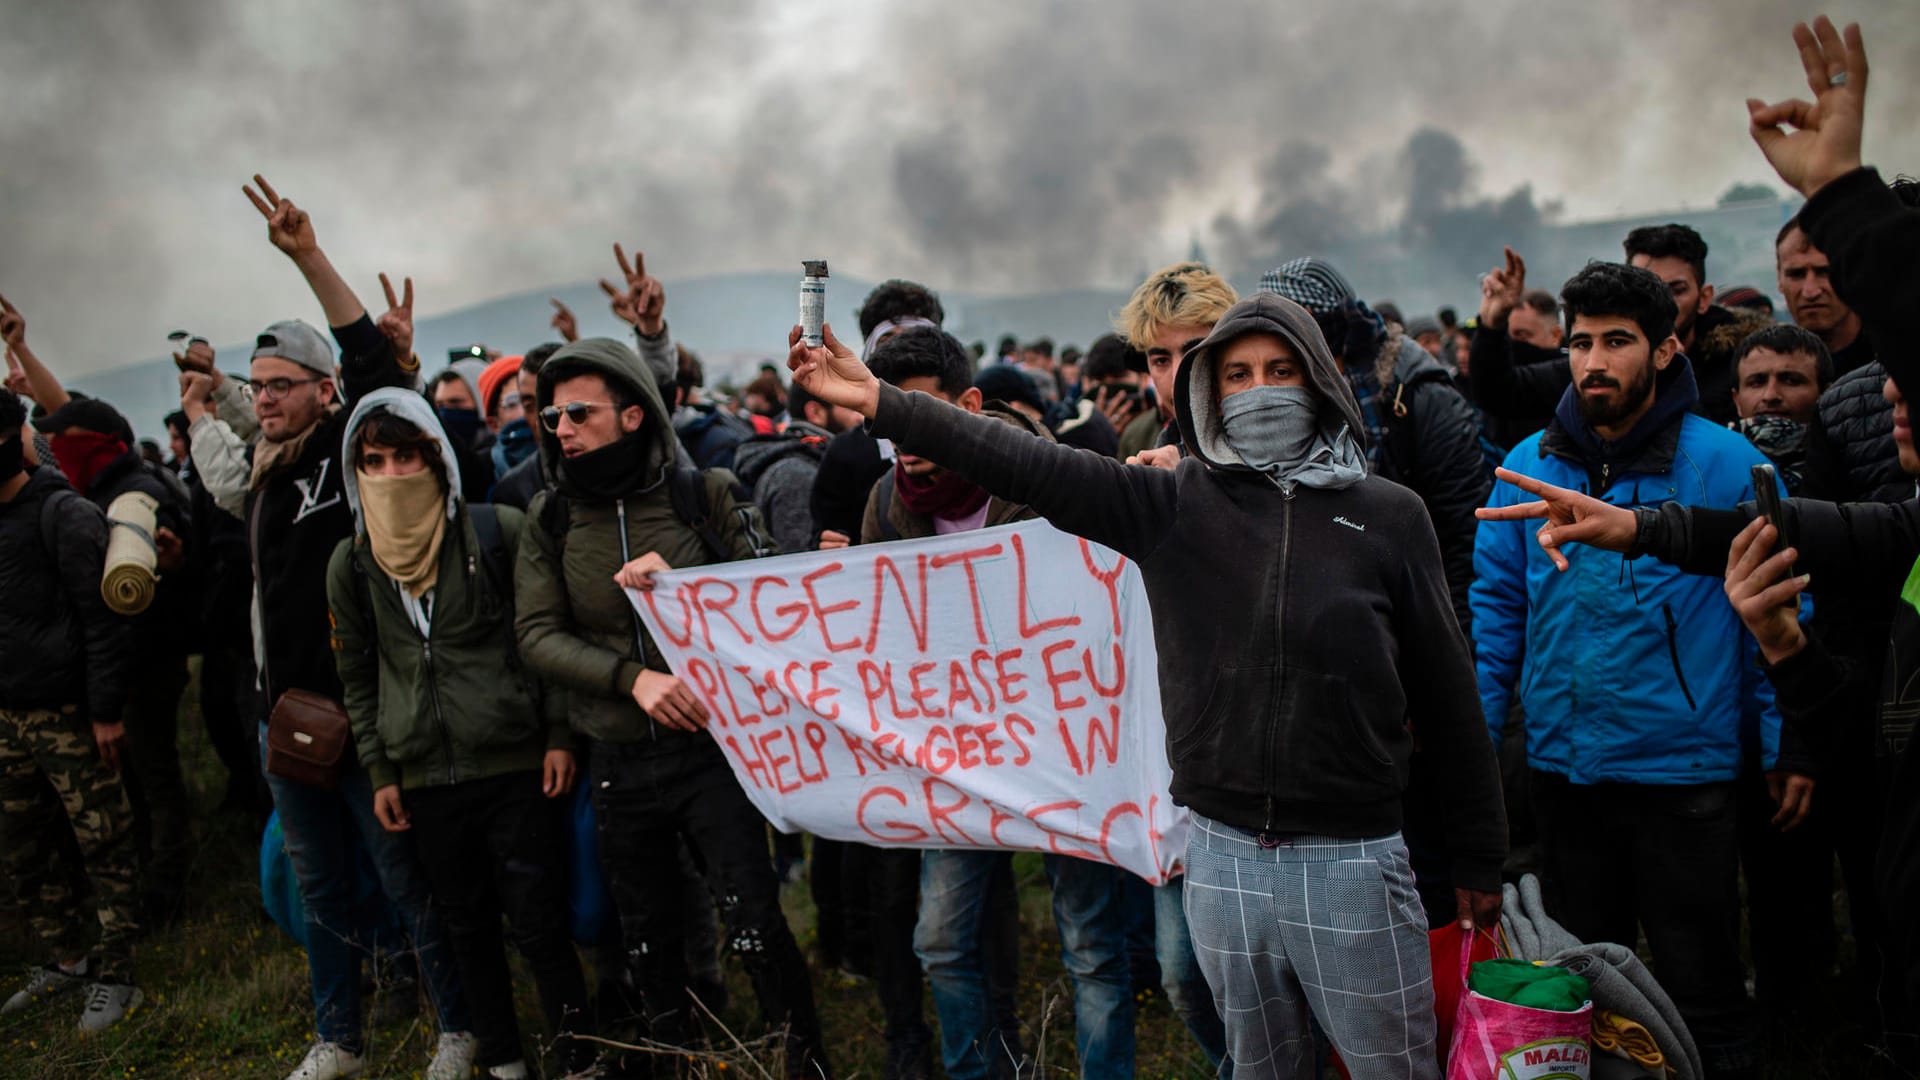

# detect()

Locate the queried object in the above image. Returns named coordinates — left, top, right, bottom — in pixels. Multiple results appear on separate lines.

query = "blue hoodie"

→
left=1472, top=355, right=1790, bottom=783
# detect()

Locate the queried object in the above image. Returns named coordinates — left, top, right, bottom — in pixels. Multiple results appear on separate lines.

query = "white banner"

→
left=629, top=521, right=1187, bottom=883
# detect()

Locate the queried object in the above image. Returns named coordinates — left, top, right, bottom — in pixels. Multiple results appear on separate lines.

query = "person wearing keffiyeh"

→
left=1260, top=257, right=1491, bottom=641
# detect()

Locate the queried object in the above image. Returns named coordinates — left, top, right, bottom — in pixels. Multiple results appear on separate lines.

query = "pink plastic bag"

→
left=1445, top=932, right=1593, bottom=1080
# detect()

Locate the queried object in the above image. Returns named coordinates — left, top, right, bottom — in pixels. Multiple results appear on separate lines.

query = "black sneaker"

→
left=882, top=1034, right=934, bottom=1080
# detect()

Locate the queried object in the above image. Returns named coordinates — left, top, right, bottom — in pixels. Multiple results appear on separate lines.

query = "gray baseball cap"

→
left=252, top=319, right=336, bottom=376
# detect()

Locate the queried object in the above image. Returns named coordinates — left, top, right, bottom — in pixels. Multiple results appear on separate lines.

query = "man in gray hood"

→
left=787, top=297, right=1506, bottom=1079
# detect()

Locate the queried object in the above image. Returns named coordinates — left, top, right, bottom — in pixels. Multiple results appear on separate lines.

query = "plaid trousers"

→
left=1184, top=814, right=1436, bottom=1080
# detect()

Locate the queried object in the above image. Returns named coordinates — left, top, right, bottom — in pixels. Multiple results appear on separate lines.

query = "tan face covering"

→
left=357, top=469, right=448, bottom=597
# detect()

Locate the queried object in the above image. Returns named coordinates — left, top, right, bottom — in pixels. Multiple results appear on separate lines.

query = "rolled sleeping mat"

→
left=102, top=490, right=161, bottom=616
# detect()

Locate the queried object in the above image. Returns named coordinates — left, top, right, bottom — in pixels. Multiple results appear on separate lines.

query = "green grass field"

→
left=0, top=662, right=1901, bottom=1077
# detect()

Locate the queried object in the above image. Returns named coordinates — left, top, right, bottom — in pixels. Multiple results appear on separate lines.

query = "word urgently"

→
left=632, top=521, right=1187, bottom=883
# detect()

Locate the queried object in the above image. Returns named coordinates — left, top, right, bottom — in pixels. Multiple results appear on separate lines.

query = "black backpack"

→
left=39, top=487, right=82, bottom=559
left=1381, top=369, right=1505, bottom=489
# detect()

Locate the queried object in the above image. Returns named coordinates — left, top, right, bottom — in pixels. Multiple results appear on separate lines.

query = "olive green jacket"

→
left=328, top=505, right=569, bottom=792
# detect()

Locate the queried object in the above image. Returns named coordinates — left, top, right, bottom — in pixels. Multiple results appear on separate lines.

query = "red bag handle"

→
left=1458, top=923, right=1510, bottom=988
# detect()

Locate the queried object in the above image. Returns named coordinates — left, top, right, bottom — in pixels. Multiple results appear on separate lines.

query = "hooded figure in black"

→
left=786, top=299, right=1505, bottom=1079
left=512, top=338, right=827, bottom=1078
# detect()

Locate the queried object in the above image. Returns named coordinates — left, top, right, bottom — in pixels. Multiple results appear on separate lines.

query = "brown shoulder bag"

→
left=265, top=689, right=353, bottom=790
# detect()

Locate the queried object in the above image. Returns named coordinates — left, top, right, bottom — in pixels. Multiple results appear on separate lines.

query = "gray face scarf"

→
left=1219, top=385, right=1368, bottom=491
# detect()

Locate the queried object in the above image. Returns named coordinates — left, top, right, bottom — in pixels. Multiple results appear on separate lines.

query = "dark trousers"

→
left=1531, top=771, right=1758, bottom=1075
left=121, top=656, right=191, bottom=904
left=1735, top=764, right=1835, bottom=1016
left=197, top=631, right=266, bottom=813
left=809, top=838, right=872, bottom=973
left=407, top=771, right=593, bottom=1071
left=867, top=846, right=934, bottom=1046
left=590, top=739, right=828, bottom=1079
left=1120, top=872, right=1158, bottom=991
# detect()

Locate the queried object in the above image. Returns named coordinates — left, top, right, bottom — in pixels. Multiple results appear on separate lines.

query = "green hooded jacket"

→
left=513, top=337, right=774, bottom=745
left=327, top=388, right=570, bottom=792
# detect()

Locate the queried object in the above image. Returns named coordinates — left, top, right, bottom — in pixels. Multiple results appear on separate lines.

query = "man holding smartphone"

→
left=1471, top=260, right=1796, bottom=1079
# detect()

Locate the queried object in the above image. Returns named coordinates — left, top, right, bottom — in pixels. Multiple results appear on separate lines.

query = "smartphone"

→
left=1751, top=463, right=1796, bottom=577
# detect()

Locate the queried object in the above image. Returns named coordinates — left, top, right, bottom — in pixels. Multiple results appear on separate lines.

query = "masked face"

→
left=50, top=428, right=129, bottom=492
left=1219, top=385, right=1319, bottom=473
left=889, top=376, right=982, bottom=477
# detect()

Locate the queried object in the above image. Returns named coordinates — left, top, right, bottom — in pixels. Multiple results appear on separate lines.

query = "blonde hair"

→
left=1116, top=262, right=1238, bottom=348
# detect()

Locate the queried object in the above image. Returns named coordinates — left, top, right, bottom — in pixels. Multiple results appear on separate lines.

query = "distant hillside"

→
left=70, top=198, right=1796, bottom=444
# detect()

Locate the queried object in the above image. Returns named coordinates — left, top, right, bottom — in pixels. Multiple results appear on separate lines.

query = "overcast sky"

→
left=3, top=0, right=1915, bottom=376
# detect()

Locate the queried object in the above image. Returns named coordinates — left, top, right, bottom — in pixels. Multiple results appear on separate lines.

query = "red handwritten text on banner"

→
left=629, top=521, right=1187, bottom=883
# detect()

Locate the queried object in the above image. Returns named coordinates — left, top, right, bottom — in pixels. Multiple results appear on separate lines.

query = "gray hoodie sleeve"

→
left=869, top=382, right=1182, bottom=562
left=756, top=457, right=817, bottom=554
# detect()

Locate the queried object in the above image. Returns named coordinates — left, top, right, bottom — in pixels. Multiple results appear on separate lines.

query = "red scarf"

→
left=51, top=431, right=128, bottom=493
left=892, top=461, right=989, bottom=520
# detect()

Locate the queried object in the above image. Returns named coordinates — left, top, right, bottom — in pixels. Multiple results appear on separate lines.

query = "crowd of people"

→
left=1, top=14, right=1916, bottom=1080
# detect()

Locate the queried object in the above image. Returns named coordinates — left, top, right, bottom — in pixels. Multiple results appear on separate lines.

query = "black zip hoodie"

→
left=868, top=292, right=1508, bottom=889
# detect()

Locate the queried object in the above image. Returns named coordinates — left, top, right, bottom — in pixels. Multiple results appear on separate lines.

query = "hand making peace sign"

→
left=242, top=174, right=320, bottom=260
left=599, top=243, right=666, bottom=337
left=377, top=272, right=416, bottom=365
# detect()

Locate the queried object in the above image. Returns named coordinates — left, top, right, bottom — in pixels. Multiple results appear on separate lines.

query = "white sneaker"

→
left=76, top=982, right=143, bottom=1034
left=487, top=1061, right=531, bottom=1080
left=2, top=964, right=86, bottom=1014
left=427, top=1031, right=479, bottom=1080
left=285, top=1041, right=366, bottom=1080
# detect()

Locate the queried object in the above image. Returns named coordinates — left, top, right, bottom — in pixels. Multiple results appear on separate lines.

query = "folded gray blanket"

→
left=1500, top=873, right=1581, bottom=960
left=1548, top=941, right=1702, bottom=1080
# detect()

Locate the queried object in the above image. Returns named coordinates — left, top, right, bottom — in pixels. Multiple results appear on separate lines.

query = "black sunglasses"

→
left=539, top=401, right=611, bottom=431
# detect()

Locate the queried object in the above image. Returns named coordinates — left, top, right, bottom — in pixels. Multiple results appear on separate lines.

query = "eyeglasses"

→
left=246, top=375, right=325, bottom=401
left=540, top=401, right=611, bottom=430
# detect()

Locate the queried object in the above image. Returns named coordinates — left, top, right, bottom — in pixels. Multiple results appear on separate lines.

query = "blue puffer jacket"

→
left=1472, top=357, right=1785, bottom=784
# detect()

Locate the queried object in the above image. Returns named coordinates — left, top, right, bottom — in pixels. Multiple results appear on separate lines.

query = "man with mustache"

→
left=1471, top=260, right=1794, bottom=1077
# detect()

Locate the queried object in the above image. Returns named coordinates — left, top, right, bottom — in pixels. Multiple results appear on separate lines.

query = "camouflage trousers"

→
left=0, top=707, right=139, bottom=984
